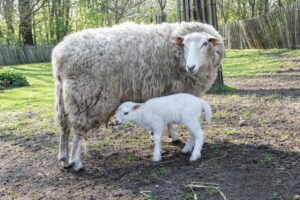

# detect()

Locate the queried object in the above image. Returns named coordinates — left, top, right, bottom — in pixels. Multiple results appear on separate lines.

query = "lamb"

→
left=52, top=22, right=224, bottom=171
left=115, top=93, right=212, bottom=162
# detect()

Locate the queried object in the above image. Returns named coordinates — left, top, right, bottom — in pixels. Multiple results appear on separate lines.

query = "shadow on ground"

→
left=0, top=131, right=299, bottom=200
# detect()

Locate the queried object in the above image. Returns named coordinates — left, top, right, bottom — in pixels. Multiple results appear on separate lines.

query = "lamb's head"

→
left=115, top=102, right=141, bottom=125
left=173, top=32, right=221, bottom=74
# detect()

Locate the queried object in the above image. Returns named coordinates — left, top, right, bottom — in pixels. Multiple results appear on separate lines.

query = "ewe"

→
left=115, top=93, right=212, bottom=162
left=52, top=22, right=224, bottom=171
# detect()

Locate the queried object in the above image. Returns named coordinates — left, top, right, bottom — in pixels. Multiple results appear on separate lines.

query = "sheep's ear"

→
left=132, top=104, right=141, bottom=110
left=208, top=37, right=221, bottom=46
left=170, top=36, right=184, bottom=47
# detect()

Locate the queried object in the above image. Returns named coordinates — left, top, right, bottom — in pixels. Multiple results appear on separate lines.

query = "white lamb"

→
left=115, top=93, right=212, bottom=162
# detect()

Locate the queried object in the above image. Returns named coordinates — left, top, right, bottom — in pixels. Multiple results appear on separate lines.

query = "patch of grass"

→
left=259, top=154, right=275, bottom=165
left=140, top=191, right=153, bottom=200
left=224, top=129, right=237, bottom=136
left=158, top=167, right=171, bottom=175
left=98, top=140, right=109, bottom=147
left=208, top=85, right=236, bottom=94
left=125, top=155, right=139, bottom=163
left=213, top=111, right=227, bottom=120
left=207, top=187, right=219, bottom=196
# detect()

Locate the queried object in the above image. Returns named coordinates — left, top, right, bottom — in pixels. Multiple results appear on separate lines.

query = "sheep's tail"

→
left=54, top=76, right=66, bottom=125
left=201, top=100, right=212, bottom=124
left=52, top=52, right=69, bottom=129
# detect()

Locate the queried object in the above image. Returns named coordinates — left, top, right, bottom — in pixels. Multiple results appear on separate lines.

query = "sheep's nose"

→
left=187, top=65, right=195, bottom=72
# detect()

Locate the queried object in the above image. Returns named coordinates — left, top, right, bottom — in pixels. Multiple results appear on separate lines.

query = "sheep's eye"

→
left=124, top=112, right=129, bottom=115
left=202, top=42, right=208, bottom=46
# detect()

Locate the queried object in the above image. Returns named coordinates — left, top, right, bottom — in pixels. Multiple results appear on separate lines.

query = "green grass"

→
left=263, top=48, right=300, bottom=57
left=223, top=49, right=298, bottom=76
left=0, top=63, right=55, bottom=135
left=0, top=63, right=53, bottom=112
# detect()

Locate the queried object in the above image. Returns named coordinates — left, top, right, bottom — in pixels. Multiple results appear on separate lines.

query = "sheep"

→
left=115, top=93, right=212, bottom=162
left=52, top=22, right=224, bottom=171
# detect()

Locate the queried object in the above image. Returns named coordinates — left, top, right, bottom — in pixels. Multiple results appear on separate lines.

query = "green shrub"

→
left=0, top=71, right=29, bottom=88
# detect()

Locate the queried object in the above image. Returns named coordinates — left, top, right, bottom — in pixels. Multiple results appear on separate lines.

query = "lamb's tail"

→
left=201, top=100, right=212, bottom=124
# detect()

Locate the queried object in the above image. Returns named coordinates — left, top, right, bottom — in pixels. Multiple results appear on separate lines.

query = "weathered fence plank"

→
left=219, top=1, right=300, bottom=49
left=0, top=45, right=53, bottom=66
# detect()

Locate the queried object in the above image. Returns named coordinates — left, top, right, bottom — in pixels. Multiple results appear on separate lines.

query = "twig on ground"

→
left=190, top=186, right=197, bottom=200
left=156, top=177, right=172, bottom=184
left=187, top=183, right=227, bottom=200
left=140, top=190, right=152, bottom=198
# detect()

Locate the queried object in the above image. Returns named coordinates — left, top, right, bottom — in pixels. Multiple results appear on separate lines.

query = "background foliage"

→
left=0, top=0, right=298, bottom=46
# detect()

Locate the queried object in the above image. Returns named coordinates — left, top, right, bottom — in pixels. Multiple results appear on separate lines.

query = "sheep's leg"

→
left=167, top=124, right=180, bottom=142
left=58, top=121, right=70, bottom=168
left=69, top=130, right=84, bottom=171
left=182, top=135, right=195, bottom=153
left=188, top=123, right=204, bottom=161
left=152, top=130, right=163, bottom=162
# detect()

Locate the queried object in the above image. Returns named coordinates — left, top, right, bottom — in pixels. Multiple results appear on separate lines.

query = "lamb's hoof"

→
left=152, top=156, right=161, bottom=162
left=182, top=147, right=192, bottom=154
left=190, top=153, right=201, bottom=162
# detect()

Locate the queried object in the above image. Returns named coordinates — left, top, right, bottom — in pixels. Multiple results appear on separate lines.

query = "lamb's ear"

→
left=132, top=104, right=141, bottom=111
left=208, top=36, right=221, bottom=46
left=170, top=36, right=184, bottom=47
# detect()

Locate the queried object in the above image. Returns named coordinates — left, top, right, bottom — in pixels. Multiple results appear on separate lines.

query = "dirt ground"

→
left=0, top=55, right=299, bottom=199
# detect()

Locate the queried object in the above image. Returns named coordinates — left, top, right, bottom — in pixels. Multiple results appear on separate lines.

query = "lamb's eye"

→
left=124, top=112, right=129, bottom=115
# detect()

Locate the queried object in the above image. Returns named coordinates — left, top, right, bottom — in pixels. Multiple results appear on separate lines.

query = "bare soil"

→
left=1, top=58, right=299, bottom=200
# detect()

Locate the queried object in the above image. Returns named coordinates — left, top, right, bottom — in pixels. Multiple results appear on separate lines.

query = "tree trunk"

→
left=196, top=0, right=224, bottom=87
left=19, top=0, right=34, bottom=45
left=177, top=0, right=181, bottom=22
left=3, top=0, right=15, bottom=44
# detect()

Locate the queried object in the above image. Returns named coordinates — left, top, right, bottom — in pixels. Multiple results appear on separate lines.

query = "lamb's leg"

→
left=152, top=130, right=163, bottom=162
left=182, top=135, right=195, bottom=153
left=187, top=123, right=204, bottom=161
left=167, top=124, right=181, bottom=142
left=69, top=129, right=84, bottom=171
left=58, top=120, right=70, bottom=168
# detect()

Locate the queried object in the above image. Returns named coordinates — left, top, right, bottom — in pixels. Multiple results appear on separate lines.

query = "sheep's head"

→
left=115, top=102, right=141, bottom=125
left=172, top=32, right=221, bottom=74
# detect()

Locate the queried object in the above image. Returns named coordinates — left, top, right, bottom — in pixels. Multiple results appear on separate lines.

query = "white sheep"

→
left=115, top=93, right=212, bottom=162
left=52, top=22, right=224, bottom=171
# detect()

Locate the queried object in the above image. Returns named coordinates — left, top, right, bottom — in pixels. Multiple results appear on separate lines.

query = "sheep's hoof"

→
left=72, top=162, right=84, bottom=171
left=58, top=153, right=67, bottom=161
left=61, top=160, right=72, bottom=168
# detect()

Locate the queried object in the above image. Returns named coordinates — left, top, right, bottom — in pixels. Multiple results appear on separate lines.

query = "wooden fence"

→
left=219, top=1, right=300, bottom=49
left=0, top=45, right=53, bottom=66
